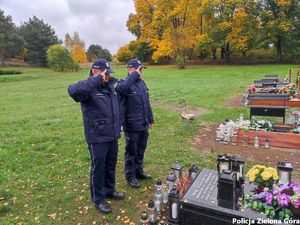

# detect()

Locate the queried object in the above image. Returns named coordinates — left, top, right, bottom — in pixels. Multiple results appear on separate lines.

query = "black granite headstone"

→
left=179, top=169, right=284, bottom=225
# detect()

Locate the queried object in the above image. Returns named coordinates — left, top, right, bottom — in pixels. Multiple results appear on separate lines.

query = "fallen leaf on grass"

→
left=48, top=213, right=57, bottom=220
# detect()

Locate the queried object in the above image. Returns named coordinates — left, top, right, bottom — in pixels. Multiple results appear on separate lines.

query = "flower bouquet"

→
left=244, top=182, right=300, bottom=220
left=246, top=165, right=278, bottom=189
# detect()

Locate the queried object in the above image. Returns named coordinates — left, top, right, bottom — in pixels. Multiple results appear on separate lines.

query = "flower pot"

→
left=290, top=204, right=300, bottom=219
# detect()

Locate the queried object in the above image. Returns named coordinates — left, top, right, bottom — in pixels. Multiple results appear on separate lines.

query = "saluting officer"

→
left=116, top=59, right=154, bottom=188
left=68, top=59, right=124, bottom=214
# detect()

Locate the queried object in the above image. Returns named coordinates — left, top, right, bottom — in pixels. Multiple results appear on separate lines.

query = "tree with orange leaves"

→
left=71, top=44, right=87, bottom=63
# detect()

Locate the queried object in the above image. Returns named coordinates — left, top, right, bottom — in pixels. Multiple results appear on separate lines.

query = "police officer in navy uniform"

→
left=68, top=59, right=124, bottom=214
left=116, top=59, right=154, bottom=188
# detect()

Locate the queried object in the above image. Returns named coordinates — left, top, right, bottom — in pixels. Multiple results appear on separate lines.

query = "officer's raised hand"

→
left=101, top=69, right=111, bottom=83
left=135, top=66, right=142, bottom=76
left=94, top=69, right=109, bottom=83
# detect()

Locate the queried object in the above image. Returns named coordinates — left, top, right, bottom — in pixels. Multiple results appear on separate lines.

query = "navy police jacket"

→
left=116, top=71, right=154, bottom=132
left=68, top=73, right=121, bottom=144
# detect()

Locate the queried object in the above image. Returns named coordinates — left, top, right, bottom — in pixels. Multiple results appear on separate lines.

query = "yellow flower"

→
left=273, top=173, right=279, bottom=180
left=264, top=167, right=278, bottom=180
left=246, top=168, right=260, bottom=182
left=261, top=171, right=272, bottom=181
left=252, top=165, right=266, bottom=170
left=249, top=174, right=256, bottom=182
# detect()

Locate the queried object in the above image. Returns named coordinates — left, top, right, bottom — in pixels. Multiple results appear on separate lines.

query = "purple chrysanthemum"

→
left=265, top=192, right=273, bottom=205
left=281, top=184, right=290, bottom=191
left=252, top=192, right=267, bottom=200
left=277, top=193, right=291, bottom=207
left=273, top=185, right=282, bottom=195
left=293, top=199, right=300, bottom=208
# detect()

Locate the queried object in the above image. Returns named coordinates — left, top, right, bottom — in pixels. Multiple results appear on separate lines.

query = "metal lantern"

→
left=171, top=161, right=183, bottom=180
left=167, top=171, right=176, bottom=193
left=188, top=164, right=200, bottom=180
left=217, top=154, right=231, bottom=174
left=147, top=199, right=157, bottom=225
left=168, top=186, right=180, bottom=225
left=217, top=170, right=238, bottom=210
left=140, top=210, right=149, bottom=225
left=277, top=162, right=293, bottom=185
left=231, top=156, right=245, bottom=181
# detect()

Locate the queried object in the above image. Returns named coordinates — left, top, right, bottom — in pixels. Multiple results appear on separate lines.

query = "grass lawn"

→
left=0, top=64, right=299, bottom=225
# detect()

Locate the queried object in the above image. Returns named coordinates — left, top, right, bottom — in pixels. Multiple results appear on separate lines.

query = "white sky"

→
left=0, top=0, right=136, bottom=54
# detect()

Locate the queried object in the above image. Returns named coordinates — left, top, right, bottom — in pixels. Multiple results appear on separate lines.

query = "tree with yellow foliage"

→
left=71, top=44, right=87, bottom=64
left=227, top=6, right=259, bottom=57
left=125, top=0, right=300, bottom=65
left=115, top=44, right=133, bottom=63
left=128, top=0, right=200, bottom=68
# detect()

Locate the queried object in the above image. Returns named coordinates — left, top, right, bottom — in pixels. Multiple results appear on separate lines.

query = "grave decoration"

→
left=139, top=157, right=300, bottom=224
left=244, top=163, right=300, bottom=220
left=215, top=111, right=300, bottom=149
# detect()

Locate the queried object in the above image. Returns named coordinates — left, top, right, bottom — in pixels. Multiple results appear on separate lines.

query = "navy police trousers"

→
left=88, top=141, right=118, bottom=205
left=124, top=130, right=149, bottom=180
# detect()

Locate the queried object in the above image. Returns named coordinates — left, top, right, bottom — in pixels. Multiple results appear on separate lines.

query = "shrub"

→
left=0, top=70, right=22, bottom=75
left=47, top=44, right=76, bottom=71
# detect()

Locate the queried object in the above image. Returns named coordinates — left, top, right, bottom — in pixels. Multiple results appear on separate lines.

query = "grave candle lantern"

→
left=277, top=162, right=293, bottom=185
left=168, top=186, right=180, bottom=225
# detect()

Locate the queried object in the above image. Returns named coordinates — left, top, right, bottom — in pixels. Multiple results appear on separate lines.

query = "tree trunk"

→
left=221, top=47, right=225, bottom=59
left=275, top=36, right=283, bottom=61
left=199, top=14, right=203, bottom=35
left=0, top=49, right=4, bottom=66
left=212, top=48, right=217, bottom=61
left=242, top=50, right=246, bottom=58
left=225, top=42, right=230, bottom=62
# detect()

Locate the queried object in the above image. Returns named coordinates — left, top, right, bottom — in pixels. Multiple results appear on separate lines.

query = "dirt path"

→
left=224, top=93, right=245, bottom=108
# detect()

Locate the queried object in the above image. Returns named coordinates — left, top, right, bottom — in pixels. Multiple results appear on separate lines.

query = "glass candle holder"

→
left=264, top=138, right=269, bottom=150
left=254, top=136, right=259, bottom=149
left=242, top=135, right=248, bottom=147
left=231, top=131, right=237, bottom=146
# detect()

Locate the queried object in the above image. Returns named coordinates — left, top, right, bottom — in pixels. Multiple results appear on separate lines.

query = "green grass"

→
left=0, top=64, right=299, bottom=225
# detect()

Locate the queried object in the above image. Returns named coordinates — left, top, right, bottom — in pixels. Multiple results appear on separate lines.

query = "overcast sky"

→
left=0, top=0, right=136, bottom=54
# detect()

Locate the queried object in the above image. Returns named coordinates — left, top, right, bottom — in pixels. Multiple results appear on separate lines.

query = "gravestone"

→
left=179, top=169, right=284, bottom=225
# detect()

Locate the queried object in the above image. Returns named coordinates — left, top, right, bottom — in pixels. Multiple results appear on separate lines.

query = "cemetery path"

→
left=225, top=93, right=244, bottom=108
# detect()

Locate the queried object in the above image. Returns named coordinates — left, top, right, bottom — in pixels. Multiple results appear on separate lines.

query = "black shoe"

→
left=106, top=191, right=125, bottom=200
left=127, top=178, right=140, bottom=188
left=136, top=171, right=152, bottom=179
left=96, top=201, right=112, bottom=214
